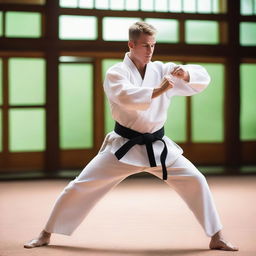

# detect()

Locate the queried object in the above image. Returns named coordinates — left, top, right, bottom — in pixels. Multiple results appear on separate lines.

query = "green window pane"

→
left=240, top=64, right=256, bottom=140
left=103, top=17, right=140, bottom=41
left=80, top=0, right=94, bottom=8
left=9, top=58, right=45, bottom=106
left=145, top=18, right=178, bottom=43
left=125, top=0, right=139, bottom=10
left=169, top=0, right=182, bottom=12
left=141, top=0, right=154, bottom=11
left=59, top=15, right=97, bottom=40
left=183, top=0, right=196, bottom=13
left=240, top=22, right=256, bottom=46
left=241, top=0, right=254, bottom=15
left=155, top=0, right=168, bottom=12
left=9, top=108, right=45, bottom=152
left=192, top=63, right=224, bottom=142
left=59, top=0, right=78, bottom=8
left=0, top=109, right=2, bottom=152
left=197, top=0, right=212, bottom=13
left=110, top=0, right=124, bottom=10
left=6, top=12, right=41, bottom=38
left=165, top=96, right=186, bottom=142
left=0, top=12, right=3, bottom=36
left=102, top=59, right=122, bottom=134
left=95, top=0, right=109, bottom=9
left=185, top=20, right=219, bottom=44
left=59, top=63, right=93, bottom=149
left=212, top=0, right=220, bottom=13
left=0, top=59, right=2, bottom=105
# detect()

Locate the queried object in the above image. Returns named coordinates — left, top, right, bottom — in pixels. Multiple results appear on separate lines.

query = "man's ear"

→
left=128, top=40, right=135, bottom=49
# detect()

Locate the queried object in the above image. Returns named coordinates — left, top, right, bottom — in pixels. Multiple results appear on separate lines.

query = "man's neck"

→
left=128, top=53, right=147, bottom=79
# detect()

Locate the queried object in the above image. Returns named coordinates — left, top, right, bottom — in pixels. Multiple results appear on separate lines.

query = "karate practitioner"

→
left=24, top=21, right=238, bottom=251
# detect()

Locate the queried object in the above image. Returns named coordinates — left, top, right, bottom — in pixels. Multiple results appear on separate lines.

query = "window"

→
left=165, top=96, right=187, bottom=142
left=59, top=0, right=226, bottom=13
left=9, top=58, right=45, bottom=105
left=9, top=109, right=45, bottom=152
left=59, top=15, right=97, bottom=40
left=0, top=59, right=2, bottom=106
left=103, top=17, right=141, bottom=41
left=6, top=11, right=41, bottom=38
left=192, top=63, right=224, bottom=142
left=102, top=59, right=122, bottom=134
left=240, top=0, right=256, bottom=15
left=185, top=20, right=219, bottom=44
left=240, top=64, right=256, bottom=140
left=0, top=109, right=2, bottom=152
left=59, top=62, right=93, bottom=149
left=240, top=22, right=256, bottom=46
left=145, top=18, right=179, bottom=43
left=8, top=58, right=46, bottom=152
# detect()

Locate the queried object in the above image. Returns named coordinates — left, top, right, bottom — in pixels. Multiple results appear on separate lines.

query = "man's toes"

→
left=210, top=240, right=239, bottom=251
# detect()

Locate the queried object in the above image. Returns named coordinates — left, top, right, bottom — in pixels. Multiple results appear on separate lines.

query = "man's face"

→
left=129, top=33, right=156, bottom=65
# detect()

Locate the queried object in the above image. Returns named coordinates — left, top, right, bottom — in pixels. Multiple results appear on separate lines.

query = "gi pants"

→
left=44, top=152, right=222, bottom=237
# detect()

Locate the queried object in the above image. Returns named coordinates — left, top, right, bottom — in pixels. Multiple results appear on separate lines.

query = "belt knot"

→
left=114, top=122, right=168, bottom=180
left=142, top=133, right=155, bottom=144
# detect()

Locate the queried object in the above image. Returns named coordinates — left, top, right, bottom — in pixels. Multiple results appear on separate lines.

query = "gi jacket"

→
left=101, top=53, right=210, bottom=168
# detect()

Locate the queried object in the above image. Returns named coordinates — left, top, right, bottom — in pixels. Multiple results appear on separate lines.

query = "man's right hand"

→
left=152, top=76, right=174, bottom=98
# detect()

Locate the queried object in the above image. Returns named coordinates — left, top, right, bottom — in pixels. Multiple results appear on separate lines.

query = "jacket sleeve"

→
left=104, top=67, right=154, bottom=111
left=165, top=64, right=211, bottom=97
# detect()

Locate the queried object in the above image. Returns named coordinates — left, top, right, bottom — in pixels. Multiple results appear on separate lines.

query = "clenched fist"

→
left=171, top=66, right=190, bottom=82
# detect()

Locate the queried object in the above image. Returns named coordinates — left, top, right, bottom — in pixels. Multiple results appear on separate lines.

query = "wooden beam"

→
left=44, top=0, right=59, bottom=176
left=224, top=0, right=241, bottom=174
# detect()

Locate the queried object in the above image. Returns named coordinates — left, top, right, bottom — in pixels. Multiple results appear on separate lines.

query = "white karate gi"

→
left=44, top=53, right=223, bottom=237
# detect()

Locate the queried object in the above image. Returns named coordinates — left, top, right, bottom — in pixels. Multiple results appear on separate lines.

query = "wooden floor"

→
left=0, top=176, right=256, bottom=256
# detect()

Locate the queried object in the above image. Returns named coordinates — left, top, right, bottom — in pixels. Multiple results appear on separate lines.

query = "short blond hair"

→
left=129, top=21, right=157, bottom=41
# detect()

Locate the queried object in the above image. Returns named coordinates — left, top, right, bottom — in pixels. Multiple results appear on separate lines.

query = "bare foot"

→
left=24, top=230, right=51, bottom=249
left=209, top=231, right=239, bottom=251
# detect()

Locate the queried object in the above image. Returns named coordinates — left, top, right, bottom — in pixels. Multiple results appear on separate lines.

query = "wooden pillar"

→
left=224, top=0, right=241, bottom=174
left=44, top=0, right=59, bottom=176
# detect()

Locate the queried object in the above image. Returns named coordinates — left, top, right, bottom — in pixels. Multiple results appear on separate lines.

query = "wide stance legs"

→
left=24, top=153, right=238, bottom=251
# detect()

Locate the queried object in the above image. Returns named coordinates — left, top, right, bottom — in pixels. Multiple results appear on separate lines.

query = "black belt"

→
left=114, top=122, right=168, bottom=180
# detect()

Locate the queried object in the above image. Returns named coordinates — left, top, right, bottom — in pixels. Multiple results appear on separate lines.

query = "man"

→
left=24, top=21, right=238, bottom=251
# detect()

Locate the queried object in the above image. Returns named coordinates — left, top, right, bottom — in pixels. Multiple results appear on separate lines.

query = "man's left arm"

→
left=166, top=64, right=211, bottom=97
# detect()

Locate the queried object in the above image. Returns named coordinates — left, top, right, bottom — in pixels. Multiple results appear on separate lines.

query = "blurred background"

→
left=0, top=0, right=255, bottom=179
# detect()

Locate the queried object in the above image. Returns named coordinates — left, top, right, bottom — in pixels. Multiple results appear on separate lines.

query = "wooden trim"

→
left=2, top=58, right=8, bottom=159
left=224, top=0, right=241, bottom=173
left=241, top=141, right=256, bottom=164
left=0, top=4, right=45, bottom=12
left=93, top=58, right=104, bottom=150
left=180, top=143, right=226, bottom=165
left=241, top=58, right=256, bottom=63
left=44, top=0, right=59, bottom=175
left=2, top=10, right=6, bottom=37
left=0, top=152, right=44, bottom=172
left=179, top=19, right=185, bottom=44
left=0, top=51, right=45, bottom=57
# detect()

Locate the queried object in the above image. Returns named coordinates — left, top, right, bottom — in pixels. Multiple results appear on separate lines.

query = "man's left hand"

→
left=171, top=66, right=190, bottom=82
